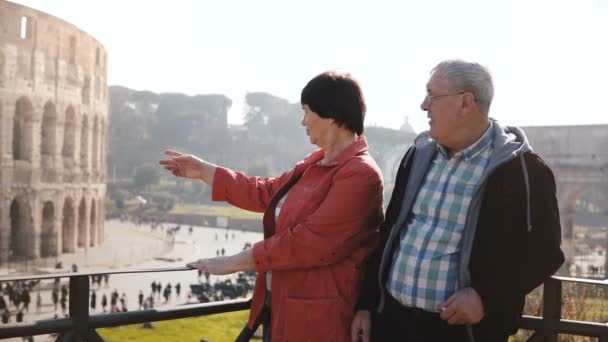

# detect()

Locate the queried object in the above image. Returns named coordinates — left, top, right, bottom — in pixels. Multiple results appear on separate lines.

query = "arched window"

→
left=92, top=117, right=99, bottom=169
left=78, top=198, right=87, bottom=248
left=13, top=97, right=33, bottom=161
left=80, top=116, right=89, bottom=168
left=41, top=202, right=56, bottom=257
left=0, top=51, right=5, bottom=87
left=62, top=106, right=76, bottom=158
left=41, top=101, right=57, bottom=157
left=62, top=197, right=75, bottom=253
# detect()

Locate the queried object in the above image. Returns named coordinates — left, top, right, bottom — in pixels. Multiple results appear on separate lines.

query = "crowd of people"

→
left=0, top=280, right=38, bottom=324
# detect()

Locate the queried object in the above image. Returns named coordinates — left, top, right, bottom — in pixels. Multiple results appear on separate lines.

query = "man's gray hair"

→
left=432, top=60, right=494, bottom=115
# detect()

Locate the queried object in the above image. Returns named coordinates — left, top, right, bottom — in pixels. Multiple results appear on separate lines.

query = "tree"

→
left=246, top=160, right=273, bottom=178
left=133, top=165, right=161, bottom=190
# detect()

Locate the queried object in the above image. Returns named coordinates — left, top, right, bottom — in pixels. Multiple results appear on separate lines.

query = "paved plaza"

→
left=0, top=219, right=263, bottom=341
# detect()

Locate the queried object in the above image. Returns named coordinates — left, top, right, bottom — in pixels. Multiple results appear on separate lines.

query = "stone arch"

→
left=62, top=197, right=76, bottom=253
left=559, top=188, right=588, bottom=242
left=561, top=187, right=608, bottom=231
left=98, top=200, right=104, bottom=242
left=0, top=50, right=5, bottom=87
left=82, top=76, right=91, bottom=105
left=78, top=197, right=87, bottom=248
left=100, top=123, right=106, bottom=174
left=90, top=199, right=96, bottom=246
left=80, top=115, right=89, bottom=169
left=9, top=197, right=34, bottom=261
left=12, top=116, right=22, bottom=159
left=92, top=116, right=99, bottom=169
left=0, top=102, right=3, bottom=151
left=62, top=106, right=76, bottom=159
left=41, top=101, right=57, bottom=157
left=559, top=186, right=608, bottom=275
left=13, top=97, right=34, bottom=161
left=40, top=201, right=56, bottom=257
left=94, top=76, right=100, bottom=100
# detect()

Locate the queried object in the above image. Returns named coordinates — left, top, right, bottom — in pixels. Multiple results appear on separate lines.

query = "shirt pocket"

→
left=282, top=297, right=340, bottom=342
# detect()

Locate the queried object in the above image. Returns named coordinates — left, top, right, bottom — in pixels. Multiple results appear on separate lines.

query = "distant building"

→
left=400, top=116, right=415, bottom=134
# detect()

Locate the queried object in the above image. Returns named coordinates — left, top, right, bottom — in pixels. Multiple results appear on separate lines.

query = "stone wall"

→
left=0, top=0, right=108, bottom=264
left=524, top=124, right=608, bottom=263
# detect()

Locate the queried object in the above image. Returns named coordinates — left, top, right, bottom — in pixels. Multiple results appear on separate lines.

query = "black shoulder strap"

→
left=238, top=168, right=307, bottom=341
left=261, top=168, right=307, bottom=238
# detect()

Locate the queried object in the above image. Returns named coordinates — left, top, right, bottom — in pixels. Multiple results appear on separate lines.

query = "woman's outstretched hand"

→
left=159, top=150, right=216, bottom=184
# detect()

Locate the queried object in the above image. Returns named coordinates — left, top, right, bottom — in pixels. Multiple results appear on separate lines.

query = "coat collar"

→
left=300, top=136, right=369, bottom=168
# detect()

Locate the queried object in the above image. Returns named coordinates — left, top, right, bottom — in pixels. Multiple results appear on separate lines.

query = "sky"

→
left=10, top=0, right=608, bottom=132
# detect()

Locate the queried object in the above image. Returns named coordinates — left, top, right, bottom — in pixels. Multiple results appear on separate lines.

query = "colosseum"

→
left=0, top=0, right=108, bottom=267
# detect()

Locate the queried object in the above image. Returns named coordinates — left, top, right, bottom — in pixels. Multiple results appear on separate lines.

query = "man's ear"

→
left=462, top=92, right=476, bottom=111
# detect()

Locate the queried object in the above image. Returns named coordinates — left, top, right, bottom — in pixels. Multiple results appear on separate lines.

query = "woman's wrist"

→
left=199, top=161, right=217, bottom=185
left=233, top=249, right=255, bottom=272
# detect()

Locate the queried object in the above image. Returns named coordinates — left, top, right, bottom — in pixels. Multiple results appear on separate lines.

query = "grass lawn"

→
left=98, top=310, right=253, bottom=342
left=96, top=297, right=608, bottom=342
left=170, top=204, right=262, bottom=220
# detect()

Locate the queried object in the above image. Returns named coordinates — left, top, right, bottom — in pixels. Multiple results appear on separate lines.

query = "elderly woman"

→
left=159, top=71, right=384, bottom=341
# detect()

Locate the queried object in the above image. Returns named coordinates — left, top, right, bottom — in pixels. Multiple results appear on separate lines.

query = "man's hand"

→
left=438, top=287, right=484, bottom=325
left=350, top=310, right=372, bottom=342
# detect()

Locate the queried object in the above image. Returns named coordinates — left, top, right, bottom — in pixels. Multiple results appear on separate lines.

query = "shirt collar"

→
left=437, top=121, right=494, bottom=161
left=302, top=135, right=369, bottom=167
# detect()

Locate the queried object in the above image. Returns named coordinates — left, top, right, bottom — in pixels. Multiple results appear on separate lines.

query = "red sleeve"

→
left=251, top=162, right=384, bottom=272
left=211, top=166, right=294, bottom=213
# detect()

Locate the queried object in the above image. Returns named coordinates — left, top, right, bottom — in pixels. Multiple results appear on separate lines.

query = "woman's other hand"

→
left=186, top=249, right=255, bottom=275
left=186, top=257, right=236, bottom=275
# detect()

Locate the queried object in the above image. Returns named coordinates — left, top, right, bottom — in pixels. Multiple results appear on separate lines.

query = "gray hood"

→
left=412, top=119, right=533, bottom=163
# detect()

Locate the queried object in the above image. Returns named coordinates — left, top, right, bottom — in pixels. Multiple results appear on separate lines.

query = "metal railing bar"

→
left=0, top=266, right=192, bottom=282
left=0, top=318, right=74, bottom=339
left=520, top=315, right=544, bottom=331
left=54, top=329, right=77, bottom=342
left=70, top=276, right=90, bottom=338
left=555, top=319, right=608, bottom=337
left=0, top=299, right=251, bottom=339
left=552, top=276, right=608, bottom=286
left=88, top=298, right=251, bottom=329
left=542, top=277, right=561, bottom=342
left=3, top=273, right=599, bottom=287
left=521, top=315, right=608, bottom=338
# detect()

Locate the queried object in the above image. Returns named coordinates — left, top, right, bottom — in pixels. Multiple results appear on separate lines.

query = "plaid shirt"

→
left=387, top=123, right=494, bottom=312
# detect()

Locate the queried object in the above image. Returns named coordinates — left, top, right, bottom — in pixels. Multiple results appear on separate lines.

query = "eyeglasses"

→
left=425, top=92, right=466, bottom=106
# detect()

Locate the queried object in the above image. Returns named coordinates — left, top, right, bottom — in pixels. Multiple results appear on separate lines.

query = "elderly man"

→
left=351, top=60, right=564, bottom=342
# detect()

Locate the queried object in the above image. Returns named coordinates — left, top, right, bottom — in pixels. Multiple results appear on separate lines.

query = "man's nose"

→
left=420, top=96, right=429, bottom=111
